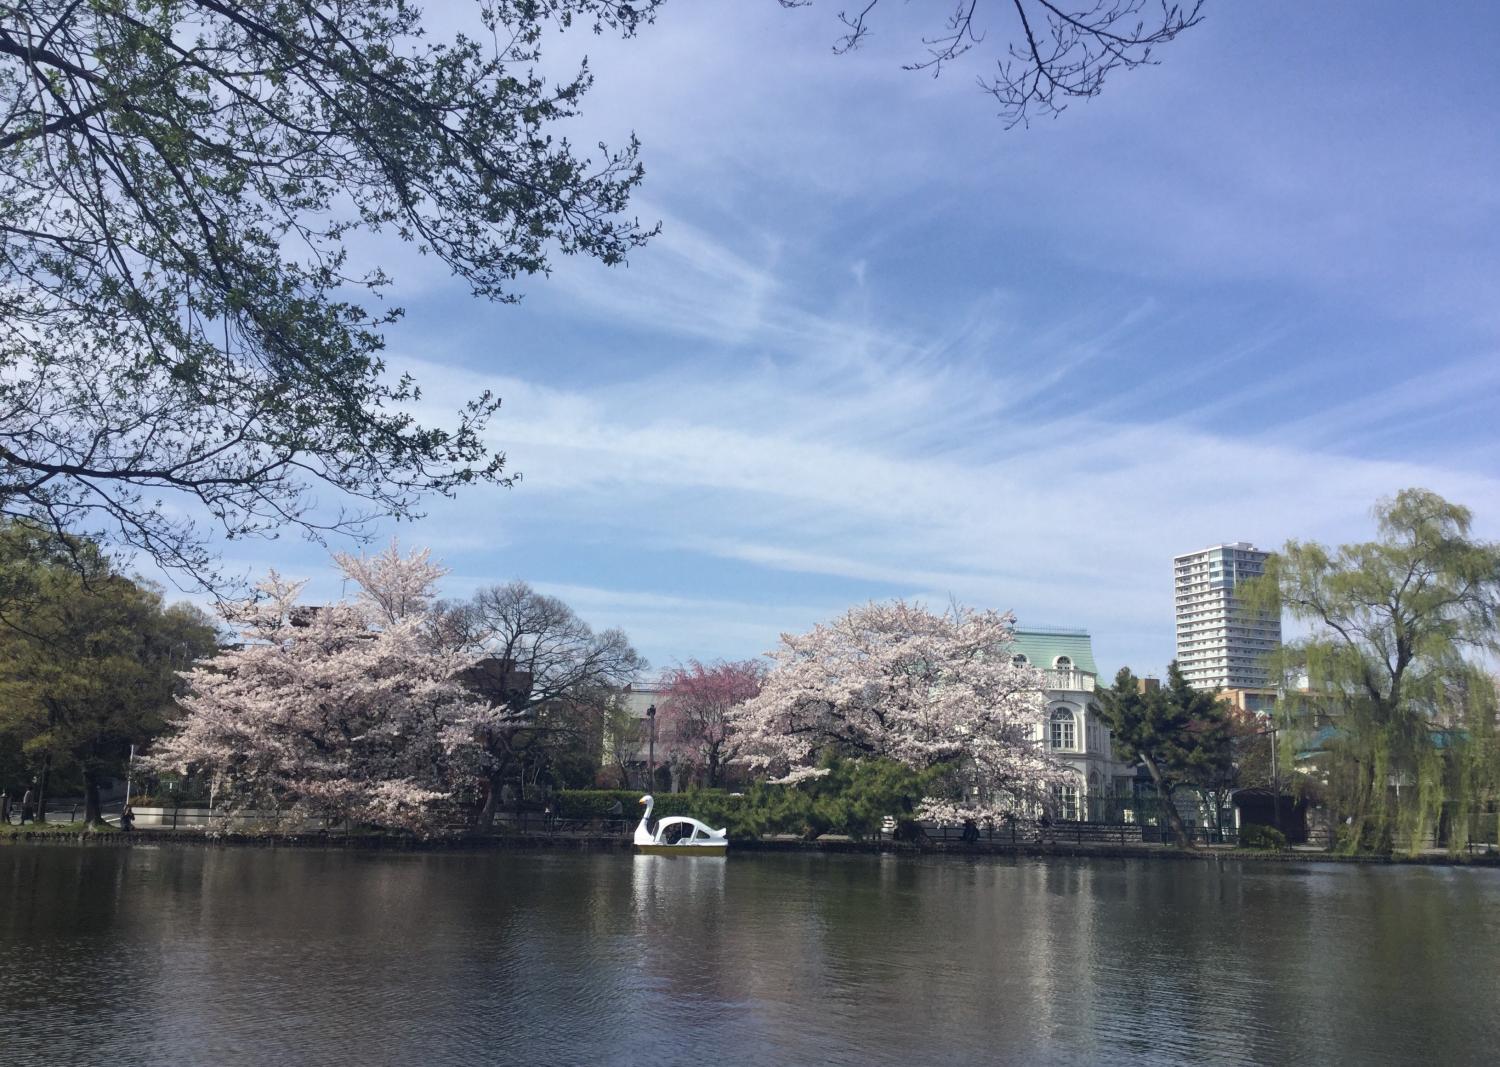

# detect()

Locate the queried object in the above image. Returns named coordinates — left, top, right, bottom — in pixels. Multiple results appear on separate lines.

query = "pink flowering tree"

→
left=657, top=659, right=767, bottom=789
left=149, top=543, right=490, bottom=833
left=728, top=600, right=1066, bottom=823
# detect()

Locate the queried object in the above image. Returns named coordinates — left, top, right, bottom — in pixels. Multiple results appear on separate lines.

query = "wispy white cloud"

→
left=134, top=1, right=1500, bottom=684
left=381, top=266, right=1500, bottom=675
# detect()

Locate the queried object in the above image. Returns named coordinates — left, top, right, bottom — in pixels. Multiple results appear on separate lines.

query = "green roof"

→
left=1009, top=628, right=1097, bottom=675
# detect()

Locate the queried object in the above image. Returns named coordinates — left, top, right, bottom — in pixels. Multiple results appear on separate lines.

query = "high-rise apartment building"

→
left=1173, top=543, right=1281, bottom=690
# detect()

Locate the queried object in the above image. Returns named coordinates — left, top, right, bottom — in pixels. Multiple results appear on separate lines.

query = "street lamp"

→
left=646, top=704, right=656, bottom=791
left=1270, top=719, right=1281, bottom=830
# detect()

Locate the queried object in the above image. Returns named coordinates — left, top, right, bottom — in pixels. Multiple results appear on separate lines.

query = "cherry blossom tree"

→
left=658, top=659, right=766, bottom=789
left=149, top=543, right=489, bottom=833
left=729, top=600, right=1065, bottom=822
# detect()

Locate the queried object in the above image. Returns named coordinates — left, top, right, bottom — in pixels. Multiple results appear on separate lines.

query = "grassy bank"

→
left=1, top=820, right=117, bottom=837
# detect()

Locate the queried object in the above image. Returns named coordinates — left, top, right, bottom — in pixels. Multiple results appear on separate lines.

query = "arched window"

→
left=1050, top=707, right=1075, bottom=750
left=1054, top=655, right=1073, bottom=670
left=1012, top=653, right=1028, bottom=667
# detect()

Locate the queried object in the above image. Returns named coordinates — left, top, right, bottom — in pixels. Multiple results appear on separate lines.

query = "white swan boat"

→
left=633, top=795, right=729, bottom=856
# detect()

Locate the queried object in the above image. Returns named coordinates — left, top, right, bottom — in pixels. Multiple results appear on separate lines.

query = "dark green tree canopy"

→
left=0, top=520, right=219, bottom=823
left=1096, top=660, right=1232, bottom=844
left=0, top=1, right=659, bottom=587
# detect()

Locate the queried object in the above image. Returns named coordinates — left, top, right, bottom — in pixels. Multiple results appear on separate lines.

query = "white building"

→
left=1010, top=628, right=1135, bottom=821
left=1173, top=543, right=1281, bottom=691
left=602, top=678, right=669, bottom=784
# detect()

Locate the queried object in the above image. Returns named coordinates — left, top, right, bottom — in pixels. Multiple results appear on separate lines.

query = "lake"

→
left=1, top=845, right=1497, bottom=1065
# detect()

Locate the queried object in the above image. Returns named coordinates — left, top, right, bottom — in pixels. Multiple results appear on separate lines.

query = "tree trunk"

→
left=35, top=754, right=51, bottom=825
left=1345, top=758, right=1382, bottom=853
left=478, top=770, right=501, bottom=830
left=1142, top=756, right=1190, bottom=847
left=83, top=767, right=103, bottom=825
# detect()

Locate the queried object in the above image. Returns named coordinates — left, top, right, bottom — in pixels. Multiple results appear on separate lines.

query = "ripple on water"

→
left=3, top=848, right=1500, bottom=1065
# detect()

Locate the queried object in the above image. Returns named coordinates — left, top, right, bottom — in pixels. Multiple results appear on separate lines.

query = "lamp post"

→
left=1270, top=720, right=1281, bottom=830
left=646, top=704, right=656, bottom=791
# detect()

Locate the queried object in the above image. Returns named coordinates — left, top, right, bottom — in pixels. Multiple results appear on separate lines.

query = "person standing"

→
left=120, top=805, right=135, bottom=833
left=19, top=786, right=33, bottom=825
left=1, top=791, right=10, bottom=825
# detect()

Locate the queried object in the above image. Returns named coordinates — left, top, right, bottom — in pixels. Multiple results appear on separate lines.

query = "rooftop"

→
left=1010, top=628, right=1097, bottom=675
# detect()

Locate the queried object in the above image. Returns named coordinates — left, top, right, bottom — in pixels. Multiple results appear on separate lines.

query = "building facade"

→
left=1010, top=628, right=1134, bottom=820
left=1173, top=543, right=1281, bottom=691
left=602, top=678, right=669, bottom=788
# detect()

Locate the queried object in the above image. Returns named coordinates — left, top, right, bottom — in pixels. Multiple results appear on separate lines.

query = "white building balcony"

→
left=1044, top=669, right=1095, bottom=693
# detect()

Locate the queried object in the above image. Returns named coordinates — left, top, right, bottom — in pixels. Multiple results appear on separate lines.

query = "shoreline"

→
left=3, top=827, right=1498, bottom=867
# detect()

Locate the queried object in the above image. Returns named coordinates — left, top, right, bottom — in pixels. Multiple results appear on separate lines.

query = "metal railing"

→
left=1043, top=669, right=1096, bottom=692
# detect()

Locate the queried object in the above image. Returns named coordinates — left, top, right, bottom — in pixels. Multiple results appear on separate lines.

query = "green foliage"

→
left=725, top=756, right=942, bottom=841
left=0, top=1, right=660, bottom=584
left=0, top=819, right=117, bottom=837
left=1238, top=823, right=1287, bottom=851
left=1334, top=821, right=1393, bottom=856
left=557, top=756, right=943, bottom=841
left=556, top=789, right=760, bottom=837
left=557, top=790, right=672, bottom=818
left=1251, top=489, right=1500, bottom=855
left=770, top=757, right=946, bottom=841
left=0, top=522, right=220, bottom=820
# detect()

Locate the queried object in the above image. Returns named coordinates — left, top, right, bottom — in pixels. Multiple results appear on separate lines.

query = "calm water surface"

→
left=2, top=845, right=1497, bottom=1065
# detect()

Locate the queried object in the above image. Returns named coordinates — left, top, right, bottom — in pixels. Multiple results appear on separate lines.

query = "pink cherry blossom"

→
left=149, top=544, right=490, bottom=833
left=657, top=659, right=766, bottom=789
left=728, top=600, right=1067, bottom=821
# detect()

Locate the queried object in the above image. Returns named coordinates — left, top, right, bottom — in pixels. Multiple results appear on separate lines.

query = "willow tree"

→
left=1255, top=489, right=1500, bottom=854
left=0, top=1, right=658, bottom=588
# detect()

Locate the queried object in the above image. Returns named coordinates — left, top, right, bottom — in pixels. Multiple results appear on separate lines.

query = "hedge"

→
left=555, top=790, right=735, bottom=820
left=1238, top=822, right=1288, bottom=851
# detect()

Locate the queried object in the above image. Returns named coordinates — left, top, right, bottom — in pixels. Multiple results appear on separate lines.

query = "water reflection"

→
left=2, top=847, right=1497, bottom=1065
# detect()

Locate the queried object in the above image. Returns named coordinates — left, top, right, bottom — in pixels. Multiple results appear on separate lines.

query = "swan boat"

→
left=633, top=795, right=729, bottom=856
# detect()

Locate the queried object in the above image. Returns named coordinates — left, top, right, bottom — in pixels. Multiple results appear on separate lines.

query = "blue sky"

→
left=159, top=1, right=1500, bottom=678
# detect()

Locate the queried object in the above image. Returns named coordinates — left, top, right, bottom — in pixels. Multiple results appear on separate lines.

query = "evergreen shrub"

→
left=1238, top=823, right=1288, bottom=850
